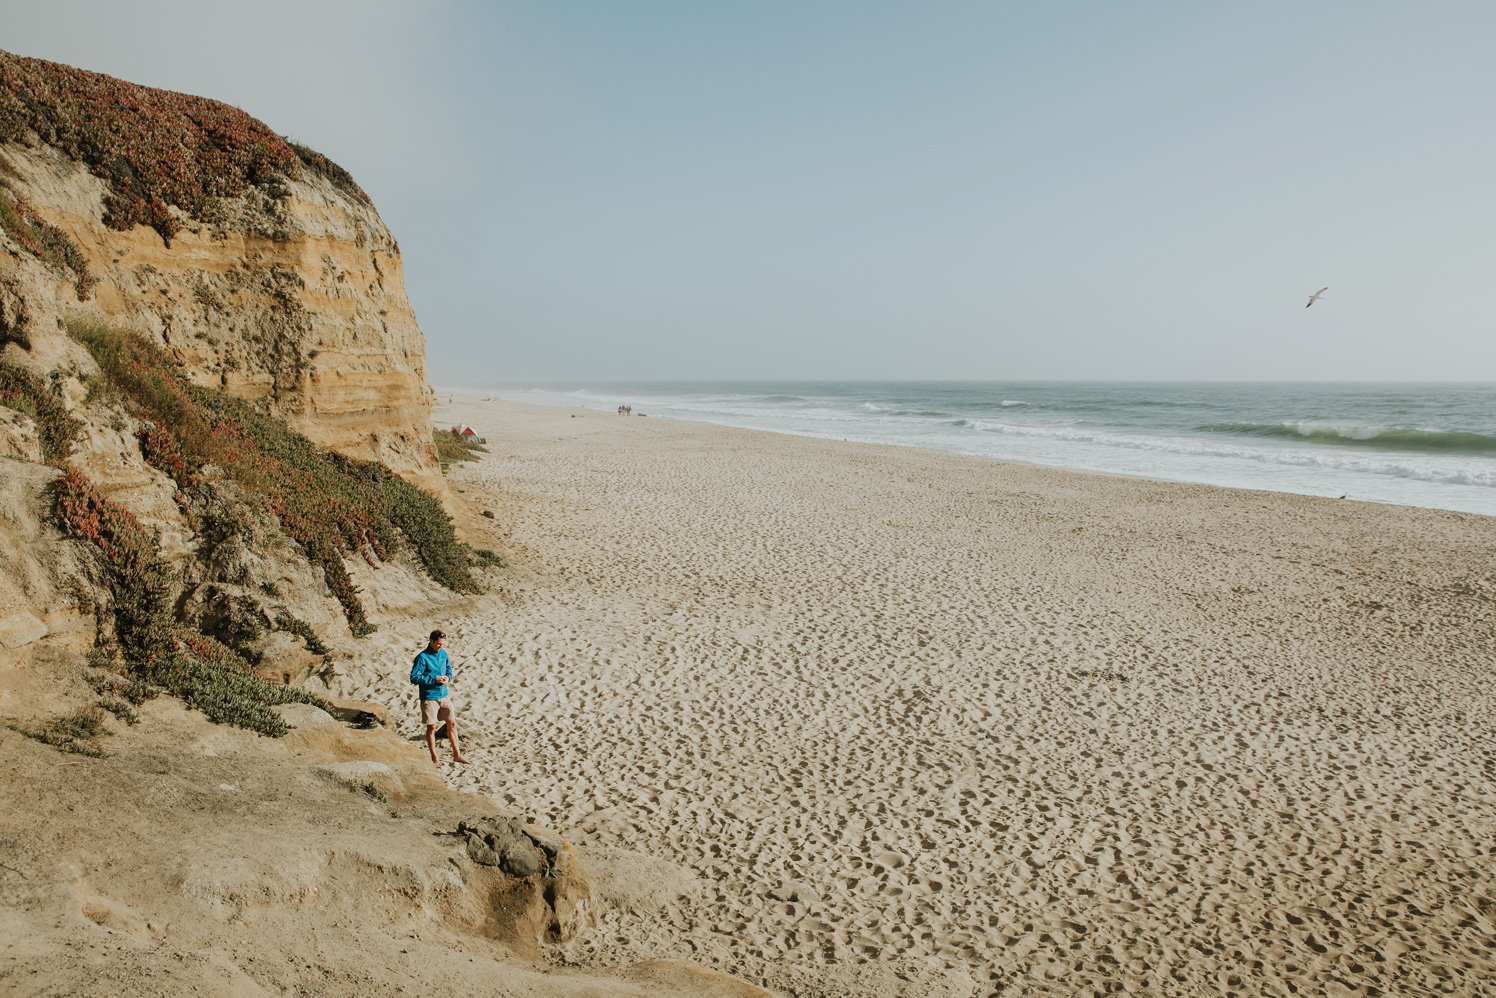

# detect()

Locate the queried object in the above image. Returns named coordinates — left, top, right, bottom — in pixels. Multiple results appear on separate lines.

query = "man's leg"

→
left=445, top=713, right=471, bottom=764
left=425, top=723, right=440, bottom=764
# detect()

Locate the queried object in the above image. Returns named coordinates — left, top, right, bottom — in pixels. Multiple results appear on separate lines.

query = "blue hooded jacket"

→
left=410, top=647, right=451, bottom=700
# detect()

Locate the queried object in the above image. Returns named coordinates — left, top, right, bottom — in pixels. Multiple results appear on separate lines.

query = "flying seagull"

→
left=1306, top=287, right=1327, bottom=308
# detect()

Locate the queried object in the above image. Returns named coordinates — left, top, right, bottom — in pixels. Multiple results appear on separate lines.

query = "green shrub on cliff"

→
left=51, top=465, right=329, bottom=738
left=276, top=613, right=329, bottom=657
left=0, top=361, right=79, bottom=462
left=67, top=320, right=481, bottom=636
left=434, top=428, right=487, bottom=472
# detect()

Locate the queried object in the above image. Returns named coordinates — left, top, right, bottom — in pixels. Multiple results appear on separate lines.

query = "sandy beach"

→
left=335, top=398, right=1496, bottom=997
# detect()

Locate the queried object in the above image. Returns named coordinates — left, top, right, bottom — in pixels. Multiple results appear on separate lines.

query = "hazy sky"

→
left=4, top=1, right=1494, bottom=381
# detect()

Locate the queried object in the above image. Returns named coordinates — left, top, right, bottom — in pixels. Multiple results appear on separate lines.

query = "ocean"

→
left=458, top=381, right=1496, bottom=517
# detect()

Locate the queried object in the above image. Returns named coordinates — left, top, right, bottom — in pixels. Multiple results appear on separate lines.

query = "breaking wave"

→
left=1199, top=423, right=1496, bottom=454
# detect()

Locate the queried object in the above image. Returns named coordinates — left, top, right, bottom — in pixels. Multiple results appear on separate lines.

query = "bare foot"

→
left=453, top=753, right=472, bottom=765
left=429, top=754, right=441, bottom=765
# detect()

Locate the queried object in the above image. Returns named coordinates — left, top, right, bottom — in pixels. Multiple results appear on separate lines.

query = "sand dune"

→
left=337, top=398, right=1496, bottom=996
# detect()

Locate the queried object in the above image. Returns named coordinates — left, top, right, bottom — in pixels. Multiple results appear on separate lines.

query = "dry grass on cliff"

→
left=434, top=428, right=488, bottom=472
left=69, top=320, right=486, bottom=638
left=3, top=704, right=110, bottom=756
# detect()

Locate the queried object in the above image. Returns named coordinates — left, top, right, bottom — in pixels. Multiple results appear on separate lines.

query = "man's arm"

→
left=411, top=654, right=439, bottom=686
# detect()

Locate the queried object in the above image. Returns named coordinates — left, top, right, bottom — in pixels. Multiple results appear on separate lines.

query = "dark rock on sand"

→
left=460, top=816, right=542, bottom=877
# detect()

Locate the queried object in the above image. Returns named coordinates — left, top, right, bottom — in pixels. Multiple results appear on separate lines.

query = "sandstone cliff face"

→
left=0, top=51, right=467, bottom=672
left=0, top=54, right=443, bottom=496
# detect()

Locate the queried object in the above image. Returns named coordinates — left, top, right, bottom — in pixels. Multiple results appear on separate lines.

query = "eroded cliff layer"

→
left=0, top=50, right=443, bottom=494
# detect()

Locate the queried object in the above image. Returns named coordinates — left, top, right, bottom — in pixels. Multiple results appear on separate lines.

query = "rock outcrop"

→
left=0, top=50, right=444, bottom=495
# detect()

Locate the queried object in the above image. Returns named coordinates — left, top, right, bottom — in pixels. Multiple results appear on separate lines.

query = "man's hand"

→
left=437, top=676, right=449, bottom=685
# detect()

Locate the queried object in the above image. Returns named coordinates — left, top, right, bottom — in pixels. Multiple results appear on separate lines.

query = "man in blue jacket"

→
left=410, top=630, right=470, bottom=765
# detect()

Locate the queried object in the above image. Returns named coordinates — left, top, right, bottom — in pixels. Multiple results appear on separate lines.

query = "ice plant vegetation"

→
left=52, top=466, right=331, bottom=737
left=0, top=49, right=367, bottom=246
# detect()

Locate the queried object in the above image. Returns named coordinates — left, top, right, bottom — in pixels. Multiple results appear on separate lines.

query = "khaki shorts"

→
left=420, top=697, right=454, bottom=725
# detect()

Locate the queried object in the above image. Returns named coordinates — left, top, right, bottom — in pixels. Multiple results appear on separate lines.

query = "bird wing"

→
left=1316, top=287, right=1328, bottom=295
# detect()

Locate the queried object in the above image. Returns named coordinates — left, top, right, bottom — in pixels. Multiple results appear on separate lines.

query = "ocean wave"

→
left=1199, top=422, right=1496, bottom=454
left=939, top=418, right=1496, bottom=488
left=970, top=399, right=1042, bottom=410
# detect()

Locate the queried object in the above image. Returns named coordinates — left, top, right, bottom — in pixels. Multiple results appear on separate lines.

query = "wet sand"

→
left=337, top=398, right=1496, bottom=997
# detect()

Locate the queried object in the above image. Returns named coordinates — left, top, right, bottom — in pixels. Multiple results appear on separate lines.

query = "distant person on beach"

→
left=410, top=629, right=470, bottom=765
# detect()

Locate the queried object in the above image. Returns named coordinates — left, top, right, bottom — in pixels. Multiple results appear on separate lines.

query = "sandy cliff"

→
left=0, top=49, right=442, bottom=495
